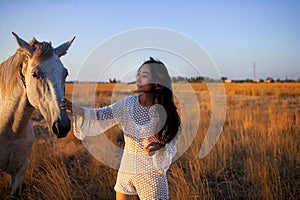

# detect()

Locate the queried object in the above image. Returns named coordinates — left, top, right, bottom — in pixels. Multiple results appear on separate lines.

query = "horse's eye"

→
left=32, top=72, right=39, bottom=78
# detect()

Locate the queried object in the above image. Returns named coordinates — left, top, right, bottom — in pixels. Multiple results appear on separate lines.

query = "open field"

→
left=1, top=83, right=300, bottom=199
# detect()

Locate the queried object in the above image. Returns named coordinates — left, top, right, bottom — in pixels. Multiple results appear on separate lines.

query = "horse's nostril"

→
left=51, top=118, right=70, bottom=138
left=52, top=122, right=59, bottom=135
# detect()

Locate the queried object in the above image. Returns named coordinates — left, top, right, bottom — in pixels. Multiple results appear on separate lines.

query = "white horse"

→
left=0, top=32, right=74, bottom=199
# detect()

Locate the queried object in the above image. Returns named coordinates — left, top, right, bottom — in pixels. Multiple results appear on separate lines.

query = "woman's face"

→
left=136, top=64, right=153, bottom=92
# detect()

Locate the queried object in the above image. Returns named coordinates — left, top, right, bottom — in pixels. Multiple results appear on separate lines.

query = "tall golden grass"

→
left=1, top=82, right=299, bottom=199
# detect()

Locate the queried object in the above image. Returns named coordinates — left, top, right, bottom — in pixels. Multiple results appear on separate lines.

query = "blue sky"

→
left=0, top=0, right=299, bottom=81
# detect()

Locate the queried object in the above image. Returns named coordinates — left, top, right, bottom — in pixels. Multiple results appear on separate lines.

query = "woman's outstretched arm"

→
left=60, top=97, right=126, bottom=140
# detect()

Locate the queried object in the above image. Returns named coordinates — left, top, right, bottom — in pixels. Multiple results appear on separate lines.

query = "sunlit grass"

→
left=1, top=83, right=299, bottom=199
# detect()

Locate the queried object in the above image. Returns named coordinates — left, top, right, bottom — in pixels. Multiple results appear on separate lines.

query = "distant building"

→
left=265, top=77, right=274, bottom=83
left=224, top=79, right=232, bottom=83
left=254, top=78, right=263, bottom=83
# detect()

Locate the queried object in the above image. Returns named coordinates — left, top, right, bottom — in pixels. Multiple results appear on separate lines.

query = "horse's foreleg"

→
left=10, top=162, right=28, bottom=199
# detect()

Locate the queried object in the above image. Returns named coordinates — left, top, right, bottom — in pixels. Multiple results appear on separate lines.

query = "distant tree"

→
left=245, top=78, right=253, bottom=82
left=108, top=78, right=119, bottom=83
left=172, top=76, right=187, bottom=82
left=185, top=76, right=205, bottom=83
left=284, top=78, right=295, bottom=82
left=204, top=77, right=215, bottom=82
left=177, top=76, right=186, bottom=82
left=196, top=76, right=205, bottom=82
left=221, top=77, right=228, bottom=82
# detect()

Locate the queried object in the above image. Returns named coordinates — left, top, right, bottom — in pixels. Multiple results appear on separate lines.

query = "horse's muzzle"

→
left=52, top=111, right=71, bottom=138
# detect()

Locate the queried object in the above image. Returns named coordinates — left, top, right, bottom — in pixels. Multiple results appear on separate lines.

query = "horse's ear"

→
left=54, top=36, right=75, bottom=57
left=12, top=32, right=35, bottom=55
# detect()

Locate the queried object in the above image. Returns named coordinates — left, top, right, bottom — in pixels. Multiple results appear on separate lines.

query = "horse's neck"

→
left=0, top=86, right=34, bottom=135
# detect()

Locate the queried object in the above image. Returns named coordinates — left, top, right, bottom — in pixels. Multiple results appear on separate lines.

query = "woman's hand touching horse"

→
left=60, top=98, right=84, bottom=117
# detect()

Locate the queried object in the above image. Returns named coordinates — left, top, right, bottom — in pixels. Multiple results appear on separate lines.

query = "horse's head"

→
left=12, top=32, right=74, bottom=138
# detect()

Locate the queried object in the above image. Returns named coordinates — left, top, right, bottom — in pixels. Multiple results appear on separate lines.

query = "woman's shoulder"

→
left=124, top=95, right=138, bottom=103
left=115, top=95, right=138, bottom=105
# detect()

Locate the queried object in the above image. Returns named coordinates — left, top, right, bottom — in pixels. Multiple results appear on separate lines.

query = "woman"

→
left=60, top=57, right=181, bottom=200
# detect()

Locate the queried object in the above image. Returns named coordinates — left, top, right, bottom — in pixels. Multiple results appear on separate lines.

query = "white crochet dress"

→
left=73, top=96, right=177, bottom=199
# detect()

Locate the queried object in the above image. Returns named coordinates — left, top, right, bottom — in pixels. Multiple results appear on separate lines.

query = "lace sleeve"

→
left=73, top=97, right=126, bottom=140
left=152, top=138, right=178, bottom=174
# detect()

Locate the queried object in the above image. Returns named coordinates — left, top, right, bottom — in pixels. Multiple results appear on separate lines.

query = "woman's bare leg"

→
left=116, top=192, right=139, bottom=200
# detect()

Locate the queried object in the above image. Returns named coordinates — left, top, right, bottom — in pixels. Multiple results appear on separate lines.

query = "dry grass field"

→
left=1, top=82, right=299, bottom=199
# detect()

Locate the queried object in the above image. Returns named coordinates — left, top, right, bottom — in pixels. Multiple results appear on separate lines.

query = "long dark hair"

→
left=140, top=57, right=181, bottom=145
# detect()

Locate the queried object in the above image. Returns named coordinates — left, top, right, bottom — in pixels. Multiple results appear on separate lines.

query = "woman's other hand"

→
left=144, top=142, right=164, bottom=156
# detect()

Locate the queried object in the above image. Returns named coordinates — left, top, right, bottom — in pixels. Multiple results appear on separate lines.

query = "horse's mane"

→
left=30, top=38, right=54, bottom=66
left=0, top=38, right=54, bottom=97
